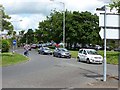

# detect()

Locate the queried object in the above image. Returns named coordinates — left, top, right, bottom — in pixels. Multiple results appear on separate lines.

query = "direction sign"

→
left=99, top=28, right=120, bottom=39
left=13, top=40, right=16, bottom=46
left=99, top=13, right=120, bottom=27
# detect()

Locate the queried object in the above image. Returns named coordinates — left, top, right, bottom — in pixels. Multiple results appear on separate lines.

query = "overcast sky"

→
left=0, top=0, right=112, bottom=32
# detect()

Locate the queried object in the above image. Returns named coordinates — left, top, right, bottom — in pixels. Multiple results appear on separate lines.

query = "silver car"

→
left=38, top=47, right=52, bottom=55
left=53, top=48, right=71, bottom=58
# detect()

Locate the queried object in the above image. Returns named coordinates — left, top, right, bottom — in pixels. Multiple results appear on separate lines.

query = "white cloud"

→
left=0, top=0, right=109, bottom=32
left=10, top=14, right=46, bottom=30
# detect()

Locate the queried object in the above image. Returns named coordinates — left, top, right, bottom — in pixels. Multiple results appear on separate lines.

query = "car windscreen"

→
left=60, top=48, right=68, bottom=52
left=87, top=50, right=98, bottom=55
left=44, top=48, right=49, bottom=50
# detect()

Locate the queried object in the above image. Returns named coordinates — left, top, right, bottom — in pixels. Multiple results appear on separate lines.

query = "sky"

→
left=0, top=0, right=112, bottom=33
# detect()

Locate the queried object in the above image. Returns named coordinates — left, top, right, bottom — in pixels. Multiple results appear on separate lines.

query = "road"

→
left=2, top=49, right=118, bottom=88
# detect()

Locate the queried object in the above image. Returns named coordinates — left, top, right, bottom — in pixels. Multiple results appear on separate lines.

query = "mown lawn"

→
left=70, top=50, right=120, bottom=65
left=0, top=52, right=29, bottom=67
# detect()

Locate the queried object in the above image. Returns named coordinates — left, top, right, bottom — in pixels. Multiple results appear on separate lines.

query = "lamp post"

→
left=50, top=0, right=65, bottom=48
left=0, top=5, right=4, bottom=32
left=11, top=20, right=22, bottom=53
left=11, top=20, right=22, bottom=37
left=96, top=5, right=107, bottom=82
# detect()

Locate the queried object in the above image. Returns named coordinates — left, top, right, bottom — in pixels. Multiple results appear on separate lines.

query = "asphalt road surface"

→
left=2, top=49, right=118, bottom=88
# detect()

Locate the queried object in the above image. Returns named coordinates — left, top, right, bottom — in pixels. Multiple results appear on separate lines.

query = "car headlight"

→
left=61, top=53, right=66, bottom=55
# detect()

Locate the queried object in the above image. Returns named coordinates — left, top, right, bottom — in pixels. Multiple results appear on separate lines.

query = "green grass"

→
left=98, top=50, right=120, bottom=65
left=70, top=50, right=120, bottom=65
left=0, top=52, right=29, bottom=67
left=70, top=50, right=78, bottom=58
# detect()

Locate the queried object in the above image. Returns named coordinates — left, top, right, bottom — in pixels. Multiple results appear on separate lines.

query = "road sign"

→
left=13, top=40, right=17, bottom=46
left=99, top=28, right=120, bottom=39
left=99, top=13, right=120, bottom=27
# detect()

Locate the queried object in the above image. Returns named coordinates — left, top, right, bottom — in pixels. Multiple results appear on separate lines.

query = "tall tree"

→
left=37, top=10, right=101, bottom=48
left=109, top=0, right=120, bottom=13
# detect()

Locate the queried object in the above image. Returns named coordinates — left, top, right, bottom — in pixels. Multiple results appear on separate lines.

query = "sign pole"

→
left=103, top=5, right=107, bottom=81
left=13, top=40, right=16, bottom=54
left=13, top=45, right=15, bottom=54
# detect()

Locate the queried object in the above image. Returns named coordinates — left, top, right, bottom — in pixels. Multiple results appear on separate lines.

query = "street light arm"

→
left=11, top=20, right=22, bottom=22
left=50, top=0, right=66, bottom=48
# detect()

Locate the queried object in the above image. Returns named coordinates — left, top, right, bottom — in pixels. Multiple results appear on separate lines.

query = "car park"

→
left=77, top=49, right=103, bottom=64
left=114, top=47, right=120, bottom=52
left=99, top=46, right=112, bottom=51
left=31, top=44, right=37, bottom=49
left=38, top=47, right=52, bottom=55
left=53, top=48, right=71, bottom=58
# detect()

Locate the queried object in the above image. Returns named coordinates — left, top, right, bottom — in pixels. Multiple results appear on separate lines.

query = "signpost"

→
left=13, top=40, right=17, bottom=53
left=97, top=6, right=120, bottom=82
left=99, top=28, right=120, bottom=39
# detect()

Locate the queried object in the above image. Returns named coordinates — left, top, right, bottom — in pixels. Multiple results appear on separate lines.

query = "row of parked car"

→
left=37, top=47, right=103, bottom=64
left=38, top=47, right=71, bottom=58
left=29, top=43, right=120, bottom=52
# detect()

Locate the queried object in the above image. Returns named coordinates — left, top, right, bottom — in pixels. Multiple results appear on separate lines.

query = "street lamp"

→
left=96, top=5, right=107, bottom=82
left=11, top=20, right=23, bottom=37
left=50, top=0, right=65, bottom=48
left=10, top=19, right=22, bottom=53
left=0, top=5, right=4, bottom=31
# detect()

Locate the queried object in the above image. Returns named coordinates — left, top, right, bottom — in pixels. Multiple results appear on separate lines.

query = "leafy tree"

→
left=25, top=29, right=35, bottom=44
left=2, top=11, right=14, bottom=34
left=37, top=10, right=101, bottom=49
left=109, top=0, right=120, bottom=13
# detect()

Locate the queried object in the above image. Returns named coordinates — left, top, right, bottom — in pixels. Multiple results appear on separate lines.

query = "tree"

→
left=37, top=10, right=101, bottom=49
left=25, top=29, right=35, bottom=44
left=2, top=12, right=14, bottom=34
left=109, top=0, right=120, bottom=13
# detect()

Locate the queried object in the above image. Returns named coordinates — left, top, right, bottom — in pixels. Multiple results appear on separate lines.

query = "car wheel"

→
left=53, top=53, right=55, bottom=57
left=38, top=52, right=40, bottom=54
left=58, top=54, right=61, bottom=58
left=69, top=56, right=71, bottom=59
left=41, top=52, right=44, bottom=55
left=86, top=59, right=90, bottom=64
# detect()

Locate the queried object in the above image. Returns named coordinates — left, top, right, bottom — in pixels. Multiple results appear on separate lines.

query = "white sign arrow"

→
left=99, top=28, right=120, bottom=39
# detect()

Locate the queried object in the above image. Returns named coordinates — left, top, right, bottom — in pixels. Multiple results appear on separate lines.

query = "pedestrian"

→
left=24, top=44, right=29, bottom=56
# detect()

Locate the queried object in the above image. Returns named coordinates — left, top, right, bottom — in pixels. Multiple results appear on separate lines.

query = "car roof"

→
left=79, top=48, right=96, bottom=51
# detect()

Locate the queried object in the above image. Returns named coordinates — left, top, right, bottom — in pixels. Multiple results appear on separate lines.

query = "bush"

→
left=2, top=40, right=10, bottom=53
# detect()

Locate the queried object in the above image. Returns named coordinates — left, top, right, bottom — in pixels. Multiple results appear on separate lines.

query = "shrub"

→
left=2, top=40, right=10, bottom=53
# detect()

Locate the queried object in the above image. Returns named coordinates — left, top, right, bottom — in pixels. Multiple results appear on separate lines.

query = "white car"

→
left=77, top=49, right=103, bottom=64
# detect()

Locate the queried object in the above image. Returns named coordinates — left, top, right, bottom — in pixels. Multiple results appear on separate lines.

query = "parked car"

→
left=114, top=47, right=120, bottom=52
left=53, top=48, right=71, bottom=58
left=99, top=46, right=112, bottom=51
left=38, top=47, right=52, bottom=55
left=31, top=44, right=37, bottom=49
left=94, top=45, right=102, bottom=50
left=77, top=49, right=103, bottom=64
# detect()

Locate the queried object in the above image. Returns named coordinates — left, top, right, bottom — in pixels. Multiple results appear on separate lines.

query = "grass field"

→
left=70, top=50, right=120, bottom=65
left=0, top=52, right=29, bottom=67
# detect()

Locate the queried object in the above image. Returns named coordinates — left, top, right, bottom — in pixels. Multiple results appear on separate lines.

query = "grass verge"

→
left=0, top=52, right=29, bottom=67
